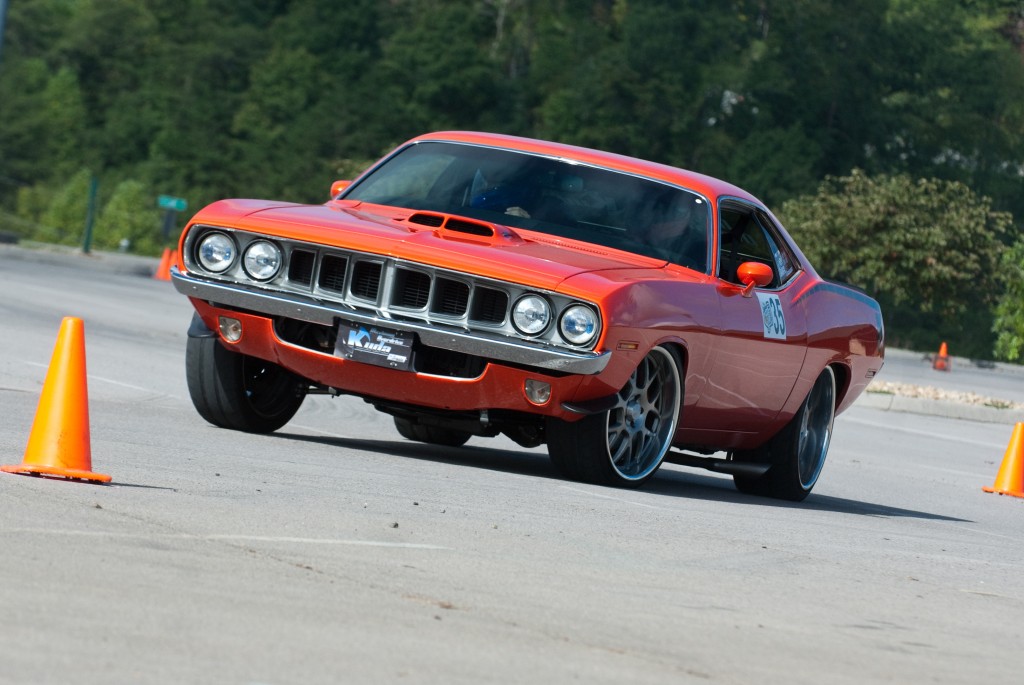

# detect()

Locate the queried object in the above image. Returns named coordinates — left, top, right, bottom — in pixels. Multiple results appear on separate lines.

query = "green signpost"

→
left=158, top=195, right=188, bottom=242
left=158, top=195, right=188, bottom=212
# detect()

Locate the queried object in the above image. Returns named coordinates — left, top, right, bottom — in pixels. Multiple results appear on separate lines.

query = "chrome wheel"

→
left=606, top=347, right=682, bottom=481
left=733, top=366, right=836, bottom=501
left=796, top=368, right=835, bottom=488
left=547, top=346, right=683, bottom=488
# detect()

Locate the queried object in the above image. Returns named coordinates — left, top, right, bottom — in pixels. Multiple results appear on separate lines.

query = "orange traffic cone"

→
left=932, top=341, right=950, bottom=371
left=983, top=423, right=1024, bottom=498
left=154, top=247, right=172, bottom=281
left=1, top=317, right=111, bottom=483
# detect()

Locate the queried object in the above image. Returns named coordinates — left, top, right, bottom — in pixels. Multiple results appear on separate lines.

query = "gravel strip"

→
left=867, top=380, right=1024, bottom=410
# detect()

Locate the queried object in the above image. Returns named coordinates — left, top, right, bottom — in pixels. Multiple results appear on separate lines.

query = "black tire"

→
left=733, top=366, right=836, bottom=501
left=547, top=346, right=682, bottom=488
left=393, top=417, right=471, bottom=447
left=185, top=335, right=307, bottom=433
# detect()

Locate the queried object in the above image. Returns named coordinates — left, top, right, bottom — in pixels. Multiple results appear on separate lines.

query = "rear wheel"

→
left=186, top=335, right=307, bottom=433
left=733, top=366, right=836, bottom=501
left=393, top=417, right=471, bottom=447
left=547, top=346, right=682, bottom=488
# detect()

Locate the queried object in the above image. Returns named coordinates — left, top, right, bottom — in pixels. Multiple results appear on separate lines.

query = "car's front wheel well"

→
left=659, top=341, right=689, bottom=382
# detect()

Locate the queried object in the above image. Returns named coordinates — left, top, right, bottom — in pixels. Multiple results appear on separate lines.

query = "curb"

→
left=0, top=242, right=160, bottom=278
left=856, top=392, right=1024, bottom=425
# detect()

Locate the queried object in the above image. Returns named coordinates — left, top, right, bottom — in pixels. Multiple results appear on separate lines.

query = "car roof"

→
left=410, top=131, right=763, bottom=206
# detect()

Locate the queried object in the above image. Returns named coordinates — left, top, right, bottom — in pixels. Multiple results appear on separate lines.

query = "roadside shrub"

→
left=95, top=180, right=163, bottom=255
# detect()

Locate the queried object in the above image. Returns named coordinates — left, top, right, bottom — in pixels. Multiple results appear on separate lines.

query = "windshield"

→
left=343, top=141, right=710, bottom=271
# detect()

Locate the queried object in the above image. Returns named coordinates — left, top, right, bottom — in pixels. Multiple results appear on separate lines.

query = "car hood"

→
left=189, top=199, right=691, bottom=291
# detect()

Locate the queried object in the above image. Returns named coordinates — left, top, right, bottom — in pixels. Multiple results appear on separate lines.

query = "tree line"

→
left=1, top=0, right=1023, bottom=359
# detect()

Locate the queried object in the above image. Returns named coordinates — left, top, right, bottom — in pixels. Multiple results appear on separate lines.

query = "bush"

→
left=993, top=241, right=1024, bottom=361
left=95, top=180, right=163, bottom=255
left=780, top=170, right=1014, bottom=359
left=37, top=169, right=95, bottom=246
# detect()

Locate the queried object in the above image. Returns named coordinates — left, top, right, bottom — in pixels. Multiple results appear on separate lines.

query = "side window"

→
left=756, top=210, right=796, bottom=283
left=717, top=203, right=798, bottom=288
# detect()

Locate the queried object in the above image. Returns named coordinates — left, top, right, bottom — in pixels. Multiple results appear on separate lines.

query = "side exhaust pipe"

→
left=665, top=451, right=771, bottom=478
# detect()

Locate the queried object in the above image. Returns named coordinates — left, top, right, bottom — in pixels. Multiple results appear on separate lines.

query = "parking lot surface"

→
left=1, top=246, right=1021, bottom=684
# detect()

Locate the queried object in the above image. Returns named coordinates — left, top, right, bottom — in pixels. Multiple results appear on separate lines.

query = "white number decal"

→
left=756, top=292, right=787, bottom=340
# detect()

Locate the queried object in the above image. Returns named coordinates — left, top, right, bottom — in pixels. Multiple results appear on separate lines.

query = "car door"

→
left=685, top=200, right=808, bottom=444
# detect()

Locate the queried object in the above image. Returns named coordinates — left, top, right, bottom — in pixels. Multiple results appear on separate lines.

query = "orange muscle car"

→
left=172, top=131, right=884, bottom=499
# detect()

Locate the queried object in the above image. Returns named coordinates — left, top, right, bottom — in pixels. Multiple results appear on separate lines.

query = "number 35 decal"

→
left=756, top=292, right=787, bottom=340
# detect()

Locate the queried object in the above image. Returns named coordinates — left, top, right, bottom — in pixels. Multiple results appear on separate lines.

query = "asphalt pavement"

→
left=2, top=241, right=1022, bottom=685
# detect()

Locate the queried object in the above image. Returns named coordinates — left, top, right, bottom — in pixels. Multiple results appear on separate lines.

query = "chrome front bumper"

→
left=171, top=268, right=611, bottom=375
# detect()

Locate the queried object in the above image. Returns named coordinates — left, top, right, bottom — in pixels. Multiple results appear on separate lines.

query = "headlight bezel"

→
left=196, top=232, right=237, bottom=274
left=558, top=304, right=599, bottom=346
left=242, top=240, right=283, bottom=281
left=511, top=294, right=552, bottom=336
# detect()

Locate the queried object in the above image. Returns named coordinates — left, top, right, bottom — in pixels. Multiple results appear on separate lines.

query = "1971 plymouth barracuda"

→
left=172, top=131, right=884, bottom=500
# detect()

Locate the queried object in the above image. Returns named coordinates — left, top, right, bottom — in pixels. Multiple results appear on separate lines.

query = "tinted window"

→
left=345, top=141, right=710, bottom=271
left=718, top=203, right=798, bottom=287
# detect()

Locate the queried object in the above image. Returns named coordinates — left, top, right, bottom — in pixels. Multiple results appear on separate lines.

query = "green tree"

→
left=37, top=169, right=94, bottom=246
left=781, top=170, right=1012, bottom=357
left=993, top=240, right=1024, bottom=361
left=94, top=180, right=162, bottom=255
left=877, top=0, right=1024, bottom=218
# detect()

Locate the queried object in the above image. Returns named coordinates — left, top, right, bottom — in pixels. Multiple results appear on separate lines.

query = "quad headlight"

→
left=242, top=240, right=282, bottom=281
left=559, top=305, right=598, bottom=346
left=512, top=295, right=551, bottom=335
left=197, top=232, right=236, bottom=273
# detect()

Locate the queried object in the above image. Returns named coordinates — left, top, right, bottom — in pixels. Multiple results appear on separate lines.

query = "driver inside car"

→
left=645, top=192, right=709, bottom=271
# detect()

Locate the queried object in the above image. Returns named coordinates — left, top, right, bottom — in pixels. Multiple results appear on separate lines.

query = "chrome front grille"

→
left=182, top=226, right=601, bottom=350
left=281, top=242, right=520, bottom=330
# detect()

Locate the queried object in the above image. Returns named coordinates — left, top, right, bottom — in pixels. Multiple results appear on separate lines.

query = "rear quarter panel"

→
left=793, top=279, right=885, bottom=416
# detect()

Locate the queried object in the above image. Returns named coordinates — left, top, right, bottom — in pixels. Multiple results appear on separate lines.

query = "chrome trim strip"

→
left=171, top=267, right=611, bottom=375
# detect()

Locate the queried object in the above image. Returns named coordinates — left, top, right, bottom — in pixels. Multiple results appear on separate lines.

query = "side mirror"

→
left=737, top=261, right=773, bottom=297
left=330, top=180, right=351, bottom=198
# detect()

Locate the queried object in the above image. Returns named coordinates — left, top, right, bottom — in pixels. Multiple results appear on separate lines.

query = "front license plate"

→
left=334, top=321, right=413, bottom=371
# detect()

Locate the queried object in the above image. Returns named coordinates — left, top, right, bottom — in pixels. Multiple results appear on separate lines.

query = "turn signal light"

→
left=524, top=379, right=551, bottom=406
left=219, top=316, right=243, bottom=342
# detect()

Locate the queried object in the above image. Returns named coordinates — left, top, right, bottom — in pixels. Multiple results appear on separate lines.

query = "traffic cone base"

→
left=1, top=317, right=111, bottom=484
left=983, top=422, right=1024, bottom=498
left=1, top=463, right=111, bottom=483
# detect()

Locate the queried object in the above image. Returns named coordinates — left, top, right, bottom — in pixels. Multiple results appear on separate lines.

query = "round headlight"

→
left=559, top=305, right=598, bottom=345
left=197, top=233, right=236, bottom=273
left=512, top=295, right=550, bottom=335
left=242, top=240, right=282, bottom=281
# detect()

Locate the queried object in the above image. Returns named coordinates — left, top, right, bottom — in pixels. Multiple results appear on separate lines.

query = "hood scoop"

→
left=407, top=211, right=523, bottom=245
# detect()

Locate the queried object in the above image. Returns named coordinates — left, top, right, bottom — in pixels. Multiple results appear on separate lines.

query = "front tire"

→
left=186, top=335, right=307, bottom=433
left=733, top=366, right=836, bottom=501
left=547, top=346, right=682, bottom=488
